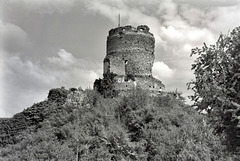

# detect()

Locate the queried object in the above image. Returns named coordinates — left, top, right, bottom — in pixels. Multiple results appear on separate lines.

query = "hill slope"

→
left=0, top=88, right=231, bottom=160
left=0, top=88, right=69, bottom=147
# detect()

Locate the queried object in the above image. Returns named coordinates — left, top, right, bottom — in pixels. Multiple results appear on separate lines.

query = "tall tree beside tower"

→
left=188, top=26, right=240, bottom=153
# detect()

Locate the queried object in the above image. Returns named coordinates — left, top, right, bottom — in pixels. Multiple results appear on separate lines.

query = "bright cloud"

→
left=153, top=61, right=174, bottom=79
left=208, top=4, right=240, bottom=33
left=48, top=49, right=76, bottom=68
left=159, top=25, right=217, bottom=47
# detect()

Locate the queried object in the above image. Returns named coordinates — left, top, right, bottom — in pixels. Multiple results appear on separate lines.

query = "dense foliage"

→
left=188, top=26, right=240, bottom=154
left=0, top=87, right=231, bottom=160
left=94, top=72, right=118, bottom=98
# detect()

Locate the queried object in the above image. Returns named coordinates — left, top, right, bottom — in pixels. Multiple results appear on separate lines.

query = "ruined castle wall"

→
left=134, top=76, right=164, bottom=91
left=100, top=25, right=165, bottom=94
left=114, top=75, right=135, bottom=89
left=103, top=58, right=110, bottom=74
left=114, top=81, right=135, bottom=90
left=107, top=32, right=154, bottom=54
left=104, top=51, right=154, bottom=76
left=106, top=55, right=125, bottom=75
left=112, top=75, right=165, bottom=95
left=105, top=25, right=155, bottom=76
left=124, top=51, right=154, bottom=76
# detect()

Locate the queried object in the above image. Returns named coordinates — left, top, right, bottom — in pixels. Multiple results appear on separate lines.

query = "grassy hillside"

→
left=0, top=87, right=235, bottom=160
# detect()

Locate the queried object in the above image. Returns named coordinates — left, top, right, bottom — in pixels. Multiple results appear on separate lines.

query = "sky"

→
left=0, top=0, right=240, bottom=117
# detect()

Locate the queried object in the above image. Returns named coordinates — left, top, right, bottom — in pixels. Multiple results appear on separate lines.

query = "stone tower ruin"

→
left=94, top=25, right=165, bottom=96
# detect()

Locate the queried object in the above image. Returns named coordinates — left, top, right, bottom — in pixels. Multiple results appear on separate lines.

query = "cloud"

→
left=46, top=49, right=102, bottom=89
left=1, top=55, right=52, bottom=117
left=174, top=0, right=240, bottom=8
left=4, top=0, right=76, bottom=14
left=0, top=20, right=31, bottom=54
left=179, top=5, right=217, bottom=27
left=0, top=20, right=26, bottom=116
left=48, top=49, right=76, bottom=68
left=7, top=56, right=56, bottom=88
left=159, top=18, right=217, bottom=47
left=82, top=0, right=221, bottom=48
left=208, top=4, right=240, bottom=33
left=1, top=49, right=101, bottom=117
left=84, top=0, right=163, bottom=43
left=85, top=0, right=123, bottom=22
left=152, top=60, right=194, bottom=105
left=0, top=49, right=6, bottom=117
left=153, top=61, right=174, bottom=79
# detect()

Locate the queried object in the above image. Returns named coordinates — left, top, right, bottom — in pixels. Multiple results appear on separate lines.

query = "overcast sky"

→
left=0, top=0, right=240, bottom=117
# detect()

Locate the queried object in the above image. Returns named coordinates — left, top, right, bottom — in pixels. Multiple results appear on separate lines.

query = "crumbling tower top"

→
left=107, top=25, right=154, bottom=56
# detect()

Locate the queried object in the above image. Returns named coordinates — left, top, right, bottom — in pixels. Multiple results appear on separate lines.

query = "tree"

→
left=94, top=72, right=118, bottom=98
left=188, top=26, right=240, bottom=152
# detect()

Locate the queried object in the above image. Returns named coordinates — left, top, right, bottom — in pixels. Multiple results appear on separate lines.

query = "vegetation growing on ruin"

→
left=94, top=72, right=119, bottom=98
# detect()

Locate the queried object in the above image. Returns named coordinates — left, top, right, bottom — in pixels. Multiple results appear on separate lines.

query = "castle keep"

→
left=95, top=25, right=165, bottom=95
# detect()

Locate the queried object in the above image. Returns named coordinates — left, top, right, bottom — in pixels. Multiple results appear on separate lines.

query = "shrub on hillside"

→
left=0, top=88, right=231, bottom=160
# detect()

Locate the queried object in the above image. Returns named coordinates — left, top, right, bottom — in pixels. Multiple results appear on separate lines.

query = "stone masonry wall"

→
left=105, top=51, right=154, bottom=76
left=113, top=75, right=165, bottom=94
left=107, top=33, right=154, bottom=54
left=104, top=25, right=155, bottom=76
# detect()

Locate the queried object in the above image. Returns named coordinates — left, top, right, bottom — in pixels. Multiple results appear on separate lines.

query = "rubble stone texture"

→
left=102, top=25, right=165, bottom=93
